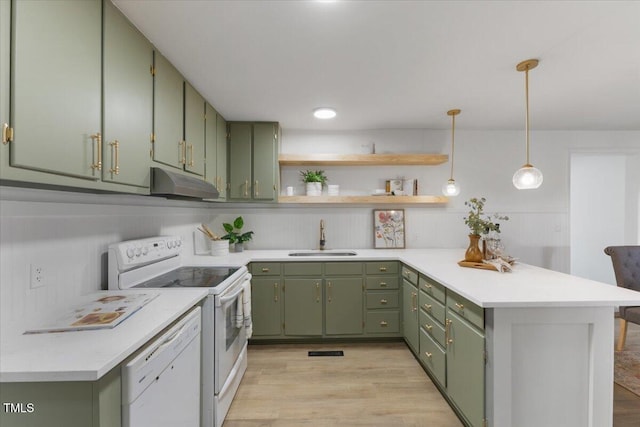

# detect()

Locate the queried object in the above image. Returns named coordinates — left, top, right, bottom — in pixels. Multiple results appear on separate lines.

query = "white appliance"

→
left=109, top=236, right=251, bottom=427
left=122, top=307, right=202, bottom=427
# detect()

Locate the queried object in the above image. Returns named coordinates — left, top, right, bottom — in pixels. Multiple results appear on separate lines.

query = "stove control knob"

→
left=176, top=239, right=182, bottom=247
left=142, top=246, right=149, bottom=256
left=134, top=246, right=141, bottom=257
left=126, top=247, right=134, bottom=259
left=167, top=240, right=173, bottom=249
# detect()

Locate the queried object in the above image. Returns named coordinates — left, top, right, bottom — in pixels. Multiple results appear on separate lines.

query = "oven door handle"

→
left=217, top=282, right=246, bottom=306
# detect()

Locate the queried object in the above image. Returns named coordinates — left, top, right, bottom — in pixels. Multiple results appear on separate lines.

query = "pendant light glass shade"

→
left=513, top=59, right=543, bottom=190
left=442, top=109, right=461, bottom=197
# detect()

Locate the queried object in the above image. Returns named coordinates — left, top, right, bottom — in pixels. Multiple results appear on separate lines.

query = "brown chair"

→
left=604, top=246, right=640, bottom=351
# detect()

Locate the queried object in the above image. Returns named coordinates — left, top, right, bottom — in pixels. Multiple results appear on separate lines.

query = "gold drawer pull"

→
left=423, top=304, right=432, bottom=311
left=425, top=352, right=432, bottom=358
left=424, top=324, right=433, bottom=331
left=109, top=140, right=120, bottom=175
left=379, top=281, right=387, bottom=287
left=90, top=132, right=102, bottom=170
left=379, top=266, right=387, bottom=272
left=380, top=299, right=388, bottom=305
left=424, top=283, right=433, bottom=289
left=446, top=319, right=453, bottom=345
left=274, top=283, right=278, bottom=302
left=455, top=303, right=464, bottom=311
left=261, top=267, right=270, bottom=273
left=316, top=283, right=320, bottom=302
left=179, top=140, right=186, bottom=164
left=380, top=321, right=388, bottom=327
left=255, top=180, right=259, bottom=197
left=244, top=179, right=249, bottom=197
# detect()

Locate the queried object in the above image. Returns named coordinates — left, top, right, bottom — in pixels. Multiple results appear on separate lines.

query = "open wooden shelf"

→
left=278, top=153, right=448, bottom=166
left=278, top=195, right=448, bottom=204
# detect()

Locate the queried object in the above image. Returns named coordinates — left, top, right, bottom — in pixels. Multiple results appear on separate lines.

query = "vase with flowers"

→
left=463, top=197, right=509, bottom=262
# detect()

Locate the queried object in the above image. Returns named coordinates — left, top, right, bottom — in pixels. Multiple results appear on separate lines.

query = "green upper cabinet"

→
left=1, top=0, right=9, bottom=154
left=216, top=113, right=227, bottom=199
left=204, top=103, right=227, bottom=198
left=10, top=0, right=101, bottom=179
left=102, top=0, right=152, bottom=188
left=228, top=121, right=279, bottom=201
left=183, top=82, right=205, bottom=177
left=152, top=51, right=184, bottom=170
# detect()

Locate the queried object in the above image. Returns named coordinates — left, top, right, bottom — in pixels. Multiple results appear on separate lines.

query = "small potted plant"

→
left=463, top=197, right=508, bottom=262
left=221, top=216, right=254, bottom=252
left=300, top=170, right=328, bottom=196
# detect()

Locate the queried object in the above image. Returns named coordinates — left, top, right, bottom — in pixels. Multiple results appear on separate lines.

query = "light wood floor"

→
left=226, top=324, right=640, bottom=426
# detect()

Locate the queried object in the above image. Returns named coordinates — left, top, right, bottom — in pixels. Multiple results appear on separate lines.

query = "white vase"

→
left=210, top=240, right=229, bottom=256
left=306, top=182, right=322, bottom=196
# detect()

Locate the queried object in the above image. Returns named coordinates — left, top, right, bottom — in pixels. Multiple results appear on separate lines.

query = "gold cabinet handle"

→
left=188, top=143, right=194, bottom=166
left=379, top=266, right=387, bottom=272
left=255, top=180, right=259, bottom=197
left=445, top=319, right=453, bottom=345
left=274, top=283, right=278, bottom=302
left=379, top=281, right=387, bottom=287
left=380, top=321, right=388, bottom=327
left=261, top=267, right=270, bottom=273
left=109, top=140, right=120, bottom=175
left=315, top=282, right=320, bottom=302
left=2, top=123, right=13, bottom=145
left=424, top=324, right=433, bottom=331
left=425, top=352, right=433, bottom=358
left=423, top=303, right=432, bottom=312
left=178, top=141, right=186, bottom=164
left=455, top=303, right=464, bottom=311
left=90, top=132, right=102, bottom=170
left=411, top=292, right=417, bottom=312
left=380, top=299, right=388, bottom=305
left=244, top=179, right=249, bottom=197
left=424, top=283, right=433, bottom=290
left=328, top=281, right=332, bottom=303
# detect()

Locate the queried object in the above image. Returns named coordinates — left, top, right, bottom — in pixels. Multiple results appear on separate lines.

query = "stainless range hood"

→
left=150, top=167, right=219, bottom=200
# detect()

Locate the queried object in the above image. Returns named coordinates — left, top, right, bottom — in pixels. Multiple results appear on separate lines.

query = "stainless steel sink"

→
left=288, top=251, right=357, bottom=257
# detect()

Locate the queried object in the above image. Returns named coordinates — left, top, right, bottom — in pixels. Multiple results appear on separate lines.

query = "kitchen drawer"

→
left=366, top=291, right=399, bottom=309
left=251, top=263, right=281, bottom=276
left=419, top=274, right=445, bottom=304
left=365, top=261, right=398, bottom=275
left=366, top=311, right=400, bottom=334
left=325, top=262, right=363, bottom=276
left=419, top=308, right=445, bottom=346
left=419, top=290, right=445, bottom=324
left=401, top=265, right=418, bottom=285
left=419, top=328, right=446, bottom=387
left=365, top=276, right=399, bottom=290
left=447, top=290, right=484, bottom=331
left=283, top=262, right=323, bottom=276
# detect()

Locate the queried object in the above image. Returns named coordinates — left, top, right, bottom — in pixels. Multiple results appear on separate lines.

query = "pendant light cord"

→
left=525, top=67, right=530, bottom=165
left=450, top=113, right=456, bottom=180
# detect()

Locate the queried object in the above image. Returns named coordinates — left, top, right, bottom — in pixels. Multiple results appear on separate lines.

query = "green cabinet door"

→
left=153, top=51, right=184, bottom=170
left=228, top=122, right=252, bottom=199
left=325, top=277, right=364, bottom=335
left=11, top=0, right=101, bottom=179
left=252, top=122, right=277, bottom=200
left=446, top=310, right=485, bottom=427
left=184, top=82, right=205, bottom=176
left=251, top=277, right=282, bottom=337
left=283, top=278, right=322, bottom=336
left=1, top=0, right=9, bottom=163
left=402, top=279, right=419, bottom=353
left=215, top=113, right=227, bottom=199
left=102, top=0, right=152, bottom=188
left=204, top=103, right=217, bottom=187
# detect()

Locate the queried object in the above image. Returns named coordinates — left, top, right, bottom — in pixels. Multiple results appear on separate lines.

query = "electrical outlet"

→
left=30, top=264, right=45, bottom=289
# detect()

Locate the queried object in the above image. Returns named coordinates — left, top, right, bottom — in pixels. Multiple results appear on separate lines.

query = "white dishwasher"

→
left=122, top=307, right=202, bottom=427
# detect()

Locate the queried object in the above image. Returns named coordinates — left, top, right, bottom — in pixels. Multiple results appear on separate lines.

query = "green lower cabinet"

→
left=446, top=310, right=485, bottom=427
left=325, top=277, right=363, bottom=335
left=251, top=277, right=282, bottom=337
left=402, top=279, right=419, bottom=353
left=419, top=328, right=446, bottom=387
left=283, top=278, right=323, bottom=336
left=0, top=367, right=120, bottom=427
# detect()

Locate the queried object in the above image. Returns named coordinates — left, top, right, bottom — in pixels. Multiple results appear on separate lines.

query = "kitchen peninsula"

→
left=191, top=248, right=640, bottom=427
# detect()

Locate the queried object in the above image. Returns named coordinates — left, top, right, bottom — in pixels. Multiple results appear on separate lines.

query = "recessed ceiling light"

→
left=313, top=107, right=337, bottom=119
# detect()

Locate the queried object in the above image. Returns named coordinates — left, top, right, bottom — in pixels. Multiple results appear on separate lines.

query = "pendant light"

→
left=513, top=59, right=543, bottom=189
left=442, top=109, right=461, bottom=196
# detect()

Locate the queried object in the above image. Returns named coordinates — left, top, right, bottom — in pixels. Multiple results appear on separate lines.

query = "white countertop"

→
left=0, top=288, right=208, bottom=383
left=189, top=248, right=640, bottom=308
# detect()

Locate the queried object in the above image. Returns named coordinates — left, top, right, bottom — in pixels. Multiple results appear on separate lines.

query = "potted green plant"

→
left=300, top=170, right=328, bottom=196
left=463, top=197, right=508, bottom=262
left=221, top=216, right=254, bottom=252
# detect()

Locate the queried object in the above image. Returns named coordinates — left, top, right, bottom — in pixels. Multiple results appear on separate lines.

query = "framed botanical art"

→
left=373, top=209, right=405, bottom=249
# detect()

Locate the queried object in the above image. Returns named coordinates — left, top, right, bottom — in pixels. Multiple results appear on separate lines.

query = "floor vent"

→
left=308, top=350, right=344, bottom=357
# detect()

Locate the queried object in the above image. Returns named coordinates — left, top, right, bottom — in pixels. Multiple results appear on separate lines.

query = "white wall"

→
left=1, top=129, right=638, bottom=332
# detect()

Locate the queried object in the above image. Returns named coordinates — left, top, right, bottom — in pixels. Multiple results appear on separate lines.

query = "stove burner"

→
left=134, top=266, right=239, bottom=289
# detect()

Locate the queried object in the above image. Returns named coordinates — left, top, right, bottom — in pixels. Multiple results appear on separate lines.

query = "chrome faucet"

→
left=319, top=219, right=326, bottom=250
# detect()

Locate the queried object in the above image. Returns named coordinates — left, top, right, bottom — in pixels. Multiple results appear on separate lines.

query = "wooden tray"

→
left=457, top=260, right=498, bottom=271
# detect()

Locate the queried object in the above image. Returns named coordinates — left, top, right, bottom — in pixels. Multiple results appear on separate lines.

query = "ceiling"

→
left=112, top=0, right=640, bottom=131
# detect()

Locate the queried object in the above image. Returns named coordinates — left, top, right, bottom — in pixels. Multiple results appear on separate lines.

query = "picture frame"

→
left=373, top=209, right=405, bottom=249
